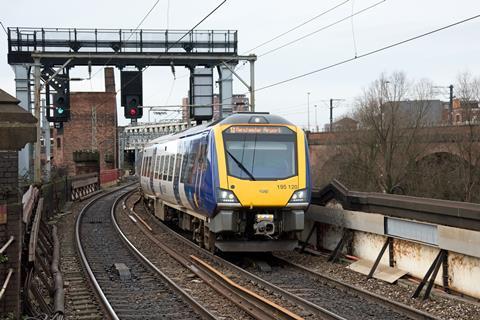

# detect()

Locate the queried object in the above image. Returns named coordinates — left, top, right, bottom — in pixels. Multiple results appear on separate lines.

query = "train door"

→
left=149, top=147, right=157, bottom=193
left=173, top=141, right=183, bottom=206
left=178, top=139, right=192, bottom=210
left=194, top=134, right=208, bottom=209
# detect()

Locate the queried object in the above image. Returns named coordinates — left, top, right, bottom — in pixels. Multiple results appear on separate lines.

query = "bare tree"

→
left=334, top=72, right=435, bottom=193
left=449, top=72, right=480, bottom=202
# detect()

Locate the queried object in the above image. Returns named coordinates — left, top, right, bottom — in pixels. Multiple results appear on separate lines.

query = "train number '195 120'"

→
left=277, top=184, right=298, bottom=190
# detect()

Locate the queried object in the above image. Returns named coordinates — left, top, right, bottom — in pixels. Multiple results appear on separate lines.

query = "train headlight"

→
left=289, top=189, right=308, bottom=203
left=217, top=189, right=239, bottom=203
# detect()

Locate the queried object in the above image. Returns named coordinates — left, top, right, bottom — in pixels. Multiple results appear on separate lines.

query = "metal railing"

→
left=22, top=187, right=65, bottom=318
left=8, top=27, right=238, bottom=54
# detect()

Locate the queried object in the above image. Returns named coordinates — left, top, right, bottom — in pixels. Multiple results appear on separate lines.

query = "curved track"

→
left=128, top=190, right=441, bottom=320
left=243, top=255, right=440, bottom=320
left=123, top=192, right=346, bottom=320
left=75, top=184, right=212, bottom=320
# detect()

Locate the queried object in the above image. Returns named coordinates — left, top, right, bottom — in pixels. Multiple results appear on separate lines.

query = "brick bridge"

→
left=307, top=125, right=480, bottom=187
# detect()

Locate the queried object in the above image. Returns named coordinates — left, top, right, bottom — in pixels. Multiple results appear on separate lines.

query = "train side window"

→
left=186, top=149, right=197, bottom=184
left=152, top=156, right=156, bottom=179
left=141, top=156, right=145, bottom=176
left=174, top=153, right=182, bottom=181
left=142, top=156, right=147, bottom=177
left=158, top=155, right=164, bottom=180
left=146, top=157, right=151, bottom=177
left=158, top=155, right=163, bottom=179
left=180, top=142, right=190, bottom=183
left=154, top=155, right=160, bottom=179
left=163, top=155, right=169, bottom=180
left=168, top=154, right=175, bottom=181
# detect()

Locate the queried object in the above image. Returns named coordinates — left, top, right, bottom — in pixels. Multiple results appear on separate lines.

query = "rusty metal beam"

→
left=412, top=249, right=447, bottom=299
left=300, top=223, right=317, bottom=253
left=367, top=237, right=392, bottom=279
left=328, top=229, right=350, bottom=263
left=423, top=250, right=447, bottom=300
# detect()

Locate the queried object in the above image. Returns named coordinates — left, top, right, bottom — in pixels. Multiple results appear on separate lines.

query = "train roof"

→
left=145, top=112, right=294, bottom=147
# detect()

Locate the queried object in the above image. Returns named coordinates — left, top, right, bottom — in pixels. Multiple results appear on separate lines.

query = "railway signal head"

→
left=124, top=95, right=143, bottom=119
left=52, top=93, right=70, bottom=122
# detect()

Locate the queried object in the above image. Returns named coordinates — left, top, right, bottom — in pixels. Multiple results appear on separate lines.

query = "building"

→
left=52, top=68, right=117, bottom=176
left=324, top=117, right=359, bottom=132
left=452, top=99, right=480, bottom=125
left=118, top=120, right=193, bottom=172
left=121, top=121, right=192, bottom=151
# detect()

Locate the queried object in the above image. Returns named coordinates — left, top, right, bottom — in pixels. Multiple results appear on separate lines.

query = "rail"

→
left=127, top=193, right=344, bottom=320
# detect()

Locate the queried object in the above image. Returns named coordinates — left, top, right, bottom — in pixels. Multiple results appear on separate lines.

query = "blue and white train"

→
left=140, top=113, right=310, bottom=252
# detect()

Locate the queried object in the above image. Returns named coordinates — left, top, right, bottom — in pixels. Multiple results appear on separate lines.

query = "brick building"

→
left=452, top=99, right=480, bottom=124
left=53, top=68, right=117, bottom=176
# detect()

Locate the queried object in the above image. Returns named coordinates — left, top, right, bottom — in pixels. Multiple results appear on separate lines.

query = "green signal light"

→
left=57, top=108, right=64, bottom=114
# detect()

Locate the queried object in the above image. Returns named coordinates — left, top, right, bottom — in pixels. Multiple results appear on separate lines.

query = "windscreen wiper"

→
left=226, top=150, right=256, bottom=181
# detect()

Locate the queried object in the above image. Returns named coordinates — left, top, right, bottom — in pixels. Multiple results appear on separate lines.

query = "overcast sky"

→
left=1, top=0, right=479, bottom=129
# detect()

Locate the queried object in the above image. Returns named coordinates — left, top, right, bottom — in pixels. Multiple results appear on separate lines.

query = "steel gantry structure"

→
left=7, top=27, right=257, bottom=182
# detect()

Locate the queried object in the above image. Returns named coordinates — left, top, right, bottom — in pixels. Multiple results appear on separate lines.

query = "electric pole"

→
left=329, top=99, right=333, bottom=132
left=449, top=84, right=454, bottom=125
left=314, top=105, right=319, bottom=132
left=307, top=92, right=311, bottom=131
left=329, top=98, right=345, bottom=132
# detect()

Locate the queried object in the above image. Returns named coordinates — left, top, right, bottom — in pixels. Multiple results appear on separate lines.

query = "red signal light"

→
left=129, top=108, right=138, bottom=116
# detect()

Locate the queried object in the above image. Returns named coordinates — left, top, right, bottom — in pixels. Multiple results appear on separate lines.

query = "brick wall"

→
left=53, top=68, right=118, bottom=177
left=0, top=151, right=22, bottom=317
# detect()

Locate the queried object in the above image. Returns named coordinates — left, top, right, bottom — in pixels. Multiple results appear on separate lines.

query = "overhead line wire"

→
left=86, top=0, right=228, bottom=122
left=90, top=0, right=161, bottom=79
left=258, top=0, right=386, bottom=58
left=166, top=0, right=227, bottom=52
left=118, top=0, right=227, bottom=95
left=245, top=0, right=350, bottom=53
left=256, top=12, right=480, bottom=92
left=0, top=21, right=8, bottom=36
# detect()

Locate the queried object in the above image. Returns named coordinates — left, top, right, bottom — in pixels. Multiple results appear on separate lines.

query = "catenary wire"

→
left=85, top=0, right=228, bottom=123
left=255, top=12, right=480, bottom=92
left=245, top=0, right=350, bottom=53
left=89, top=0, right=161, bottom=79
left=258, top=0, right=386, bottom=58
left=0, top=21, right=8, bottom=36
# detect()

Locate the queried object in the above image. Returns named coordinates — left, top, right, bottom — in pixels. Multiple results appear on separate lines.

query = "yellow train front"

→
left=141, top=112, right=310, bottom=252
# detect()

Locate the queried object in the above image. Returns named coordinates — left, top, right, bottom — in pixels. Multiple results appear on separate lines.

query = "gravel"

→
left=118, top=193, right=252, bottom=320
left=275, top=251, right=480, bottom=320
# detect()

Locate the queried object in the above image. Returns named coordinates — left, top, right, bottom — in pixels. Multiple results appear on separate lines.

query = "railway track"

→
left=125, top=190, right=442, bottom=320
left=75, top=184, right=213, bottom=320
left=118, top=191, right=316, bottom=320
left=119, top=191, right=349, bottom=320
left=267, top=255, right=442, bottom=320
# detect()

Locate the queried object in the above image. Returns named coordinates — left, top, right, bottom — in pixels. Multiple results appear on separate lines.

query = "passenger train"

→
left=140, top=113, right=310, bottom=252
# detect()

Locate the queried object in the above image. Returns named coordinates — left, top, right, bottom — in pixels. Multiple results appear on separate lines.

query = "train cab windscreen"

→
left=223, top=126, right=297, bottom=180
